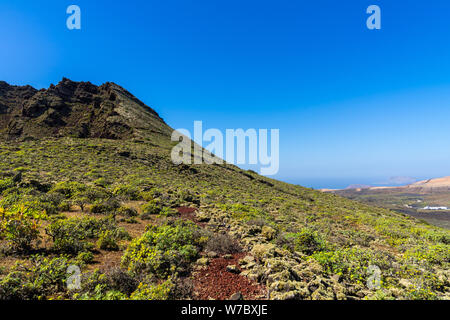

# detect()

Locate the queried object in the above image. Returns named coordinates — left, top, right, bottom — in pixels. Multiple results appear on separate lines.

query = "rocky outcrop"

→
left=0, top=78, right=172, bottom=141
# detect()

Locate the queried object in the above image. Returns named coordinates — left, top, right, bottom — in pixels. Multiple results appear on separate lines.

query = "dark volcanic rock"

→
left=0, top=78, right=172, bottom=141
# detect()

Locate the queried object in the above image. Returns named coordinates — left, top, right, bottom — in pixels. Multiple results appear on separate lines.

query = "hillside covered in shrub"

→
left=0, top=79, right=448, bottom=300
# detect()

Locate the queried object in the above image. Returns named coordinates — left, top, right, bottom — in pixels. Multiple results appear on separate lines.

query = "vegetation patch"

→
left=121, top=220, right=203, bottom=278
left=46, top=216, right=129, bottom=254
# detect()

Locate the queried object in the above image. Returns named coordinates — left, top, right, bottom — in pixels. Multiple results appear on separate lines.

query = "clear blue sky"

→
left=1, top=0, right=450, bottom=188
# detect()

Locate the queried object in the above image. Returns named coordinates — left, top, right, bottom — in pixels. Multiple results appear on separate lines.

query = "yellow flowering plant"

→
left=0, top=205, right=47, bottom=251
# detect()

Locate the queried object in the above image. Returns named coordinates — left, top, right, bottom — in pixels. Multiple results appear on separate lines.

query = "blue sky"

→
left=1, top=0, right=450, bottom=188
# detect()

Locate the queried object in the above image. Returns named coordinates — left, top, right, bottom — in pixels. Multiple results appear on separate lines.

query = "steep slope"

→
left=0, top=79, right=448, bottom=301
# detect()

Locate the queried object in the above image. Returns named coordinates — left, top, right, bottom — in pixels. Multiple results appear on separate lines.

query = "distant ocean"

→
left=280, top=178, right=386, bottom=190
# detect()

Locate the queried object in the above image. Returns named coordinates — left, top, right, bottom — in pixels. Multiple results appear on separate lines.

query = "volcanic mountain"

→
left=0, top=78, right=171, bottom=141
left=0, top=79, right=448, bottom=301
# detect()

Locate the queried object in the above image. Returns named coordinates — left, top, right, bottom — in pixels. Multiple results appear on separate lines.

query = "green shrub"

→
left=0, top=178, right=15, bottom=193
left=403, top=244, right=450, bottom=265
left=405, top=287, right=438, bottom=300
left=46, top=217, right=129, bottom=254
left=222, top=203, right=267, bottom=222
left=39, top=193, right=66, bottom=213
left=139, top=189, right=161, bottom=201
left=82, top=288, right=126, bottom=300
left=74, top=268, right=138, bottom=300
left=281, top=228, right=326, bottom=255
left=0, top=205, right=47, bottom=251
left=424, top=230, right=450, bottom=245
left=0, top=190, right=21, bottom=207
left=159, top=207, right=177, bottom=217
left=73, top=196, right=89, bottom=212
left=117, top=206, right=138, bottom=217
left=113, top=184, right=140, bottom=200
left=140, top=200, right=162, bottom=219
left=93, top=178, right=110, bottom=188
left=121, top=221, right=201, bottom=277
left=76, top=251, right=94, bottom=264
left=58, top=201, right=71, bottom=212
left=177, top=190, right=200, bottom=205
left=82, top=187, right=111, bottom=202
left=97, top=230, right=120, bottom=251
left=0, top=255, right=70, bottom=300
left=90, top=198, right=120, bottom=215
left=311, top=247, right=389, bottom=284
left=49, top=181, right=87, bottom=198
left=75, top=284, right=127, bottom=300
left=130, top=278, right=174, bottom=300
left=120, top=217, right=138, bottom=224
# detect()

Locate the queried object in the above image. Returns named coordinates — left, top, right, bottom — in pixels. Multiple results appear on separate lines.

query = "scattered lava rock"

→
left=226, top=265, right=240, bottom=274
left=176, top=206, right=207, bottom=227
left=193, top=253, right=266, bottom=300
left=230, top=292, right=243, bottom=300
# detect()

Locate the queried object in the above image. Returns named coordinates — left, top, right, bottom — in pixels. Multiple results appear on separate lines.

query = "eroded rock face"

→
left=0, top=78, right=172, bottom=141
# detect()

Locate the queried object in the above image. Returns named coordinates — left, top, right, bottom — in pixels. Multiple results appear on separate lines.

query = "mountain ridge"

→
left=0, top=78, right=171, bottom=141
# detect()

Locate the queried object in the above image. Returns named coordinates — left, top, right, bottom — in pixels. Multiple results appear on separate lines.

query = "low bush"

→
left=74, top=268, right=138, bottom=300
left=141, top=200, right=162, bottom=215
left=97, top=230, right=120, bottom=251
left=46, top=217, right=129, bottom=254
left=221, top=203, right=267, bottom=222
left=140, top=200, right=162, bottom=219
left=177, top=190, right=200, bottom=206
left=49, top=181, right=87, bottom=199
left=90, top=198, right=120, bottom=215
left=311, top=247, right=390, bottom=284
left=58, top=201, right=71, bottom=212
left=113, top=184, right=140, bottom=201
left=277, top=228, right=326, bottom=255
left=205, top=234, right=240, bottom=254
left=38, top=193, right=66, bottom=214
left=117, top=206, right=138, bottom=217
left=159, top=207, right=177, bottom=217
left=403, top=244, right=450, bottom=266
left=0, top=255, right=70, bottom=300
left=139, top=188, right=161, bottom=201
left=93, top=178, right=110, bottom=188
left=0, top=178, right=15, bottom=193
left=76, top=251, right=94, bottom=264
left=121, top=221, right=201, bottom=277
left=107, top=268, right=139, bottom=295
left=0, top=205, right=47, bottom=251
left=130, top=278, right=174, bottom=300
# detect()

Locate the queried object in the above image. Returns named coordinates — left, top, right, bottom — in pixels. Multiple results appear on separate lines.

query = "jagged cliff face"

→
left=0, top=78, right=172, bottom=141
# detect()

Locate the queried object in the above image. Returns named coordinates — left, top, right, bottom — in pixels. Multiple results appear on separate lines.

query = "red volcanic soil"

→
left=193, top=252, right=266, bottom=300
left=176, top=206, right=207, bottom=227
left=176, top=206, right=266, bottom=299
left=176, top=206, right=197, bottom=214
